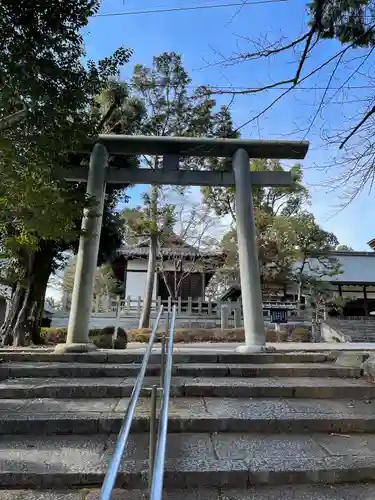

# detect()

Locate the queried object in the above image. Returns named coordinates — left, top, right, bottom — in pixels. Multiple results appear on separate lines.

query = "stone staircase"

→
left=323, top=318, right=375, bottom=342
left=1, top=349, right=375, bottom=499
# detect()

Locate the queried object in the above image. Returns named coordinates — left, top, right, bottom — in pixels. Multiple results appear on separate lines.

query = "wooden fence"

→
left=52, top=293, right=311, bottom=330
left=61, top=293, right=299, bottom=317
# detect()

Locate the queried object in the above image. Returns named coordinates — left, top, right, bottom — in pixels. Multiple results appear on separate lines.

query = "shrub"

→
left=265, top=328, right=288, bottom=342
left=98, top=325, right=128, bottom=349
left=40, top=327, right=67, bottom=344
left=40, top=326, right=128, bottom=349
left=129, top=326, right=312, bottom=344
left=128, top=328, right=246, bottom=343
left=290, top=327, right=311, bottom=342
left=41, top=324, right=311, bottom=346
left=88, top=329, right=102, bottom=337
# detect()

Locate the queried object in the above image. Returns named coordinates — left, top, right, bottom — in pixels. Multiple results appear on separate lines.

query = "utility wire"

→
left=95, top=0, right=288, bottom=18
left=124, top=82, right=374, bottom=91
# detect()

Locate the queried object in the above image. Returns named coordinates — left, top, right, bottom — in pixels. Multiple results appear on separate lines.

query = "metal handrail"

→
left=99, top=306, right=164, bottom=500
left=149, top=305, right=177, bottom=500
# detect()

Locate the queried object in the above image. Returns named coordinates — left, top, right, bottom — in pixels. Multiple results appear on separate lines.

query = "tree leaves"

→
left=63, top=256, right=120, bottom=297
left=0, top=1, right=135, bottom=257
left=310, top=0, right=375, bottom=46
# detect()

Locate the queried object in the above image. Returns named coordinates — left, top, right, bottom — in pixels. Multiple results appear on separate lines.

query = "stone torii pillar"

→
left=55, top=143, right=108, bottom=353
left=58, top=135, right=309, bottom=353
left=232, top=149, right=265, bottom=352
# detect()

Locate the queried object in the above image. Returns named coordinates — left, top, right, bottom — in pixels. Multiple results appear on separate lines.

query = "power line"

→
left=95, top=0, right=287, bottom=18
left=124, top=81, right=374, bottom=91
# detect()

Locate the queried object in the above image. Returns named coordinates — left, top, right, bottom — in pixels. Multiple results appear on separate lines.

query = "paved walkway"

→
left=3, top=342, right=375, bottom=354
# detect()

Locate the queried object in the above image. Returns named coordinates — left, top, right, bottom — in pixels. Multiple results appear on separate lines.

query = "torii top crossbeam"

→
left=68, top=135, right=309, bottom=188
left=81, top=134, right=309, bottom=159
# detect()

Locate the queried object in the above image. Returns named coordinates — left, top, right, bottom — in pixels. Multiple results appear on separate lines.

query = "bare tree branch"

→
left=225, top=0, right=250, bottom=27
left=340, top=103, right=375, bottom=149
left=302, top=51, right=345, bottom=140
left=234, top=26, right=375, bottom=132
left=0, top=108, right=27, bottom=131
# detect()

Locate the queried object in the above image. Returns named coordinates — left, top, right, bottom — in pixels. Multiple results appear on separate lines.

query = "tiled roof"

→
left=303, top=252, right=375, bottom=283
left=119, top=246, right=223, bottom=258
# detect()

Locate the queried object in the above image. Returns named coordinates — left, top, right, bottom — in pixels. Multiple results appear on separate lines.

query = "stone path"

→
left=0, top=376, right=374, bottom=399
left=1, top=350, right=375, bottom=498
left=4, top=485, right=375, bottom=500
left=0, top=361, right=362, bottom=378
left=2, top=432, right=375, bottom=489
left=4, top=341, right=375, bottom=353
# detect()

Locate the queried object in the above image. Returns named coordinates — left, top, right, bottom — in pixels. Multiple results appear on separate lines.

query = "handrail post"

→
left=148, top=384, right=158, bottom=493
left=160, top=312, right=169, bottom=386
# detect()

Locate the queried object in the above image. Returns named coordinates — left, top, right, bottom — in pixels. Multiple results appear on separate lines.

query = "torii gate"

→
left=55, top=135, right=308, bottom=354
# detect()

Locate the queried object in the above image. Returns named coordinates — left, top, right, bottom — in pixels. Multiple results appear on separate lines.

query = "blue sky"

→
left=82, top=0, right=374, bottom=250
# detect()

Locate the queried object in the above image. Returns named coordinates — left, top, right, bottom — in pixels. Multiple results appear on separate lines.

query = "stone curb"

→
left=0, top=456, right=375, bottom=488
left=0, top=352, right=330, bottom=364
left=1, top=380, right=374, bottom=400
left=2, top=414, right=375, bottom=435
left=4, top=486, right=375, bottom=500
left=0, top=363, right=361, bottom=380
left=335, top=352, right=370, bottom=367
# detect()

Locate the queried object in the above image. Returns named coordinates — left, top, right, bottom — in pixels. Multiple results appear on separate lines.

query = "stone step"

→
left=4, top=486, right=375, bottom=500
left=0, top=362, right=360, bottom=379
left=1, top=432, right=375, bottom=488
left=1, top=376, right=375, bottom=399
left=0, top=351, right=331, bottom=364
left=2, top=397, right=375, bottom=434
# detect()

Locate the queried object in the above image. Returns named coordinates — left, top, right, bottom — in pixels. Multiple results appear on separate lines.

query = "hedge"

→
left=127, top=326, right=311, bottom=343
left=40, top=327, right=127, bottom=349
left=40, top=325, right=310, bottom=346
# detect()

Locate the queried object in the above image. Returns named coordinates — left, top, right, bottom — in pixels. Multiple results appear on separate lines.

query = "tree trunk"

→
left=0, top=243, right=56, bottom=346
left=138, top=231, right=158, bottom=328
left=139, top=184, right=158, bottom=329
left=297, top=280, right=303, bottom=306
left=296, top=261, right=306, bottom=314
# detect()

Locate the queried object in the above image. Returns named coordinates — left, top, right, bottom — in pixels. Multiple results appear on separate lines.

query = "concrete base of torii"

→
left=236, top=344, right=276, bottom=353
left=54, top=343, right=98, bottom=354
left=236, top=344, right=277, bottom=353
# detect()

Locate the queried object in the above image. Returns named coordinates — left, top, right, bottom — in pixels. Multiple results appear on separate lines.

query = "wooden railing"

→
left=61, top=293, right=299, bottom=318
left=52, top=294, right=310, bottom=329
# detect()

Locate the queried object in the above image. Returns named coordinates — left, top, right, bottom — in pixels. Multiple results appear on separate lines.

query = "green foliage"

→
left=0, top=1, right=136, bottom=345
left=215, top=166, right=310, bottom=295
left=218, top=205, right=341, bottom=303
left=336, top=244, right=354, bottom=251
left=127, top=327, right=310, bottom=343
left=305, top=279, right=351, bottom=320
left=289, top=212, right=341, bottom=304
left=0, top=1, right=131, bottom=129
left=309, top=0, right=375, bottom=46
left=290, top=212, right=339, bottom=265
left=123, top=51, right=222, bottom=243
left=40, top=327, right=67, bottom=344
left=40, top=326, right=127, bottom=348
left=203, top=158, right=309, bottom=223
left=45, top=296, right=60, bottom=311
left=121, top=198, right=176, bottom=243
left=256, top=211, right=299, bottom=287
left=290, top=327, right=311, bottom=342
left=124, top=52, right=236, bottom=325
left=132, top=52, right=217, bottom=141
left=0, top=0, right=133, bottom=255
left=63, top=257, right=120, bottom=297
